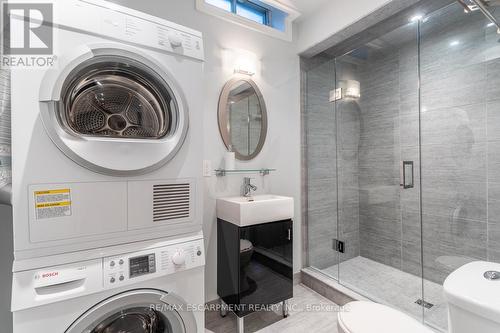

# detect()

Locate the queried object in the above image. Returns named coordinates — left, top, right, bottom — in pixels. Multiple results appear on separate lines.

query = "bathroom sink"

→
left=216, top=195, right=294, bottom=227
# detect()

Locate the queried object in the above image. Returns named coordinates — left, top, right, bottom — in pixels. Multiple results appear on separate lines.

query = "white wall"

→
left=296, top=0, right=392, bottom=53
left=107, top=0, right=301, bottom=302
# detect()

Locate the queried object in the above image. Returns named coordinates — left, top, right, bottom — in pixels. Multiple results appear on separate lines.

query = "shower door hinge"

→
left=333, top=239, right=345, bottom=253
left=415, top=299, right=434, bottom=309
left=329, top=88, right=342, bottom=102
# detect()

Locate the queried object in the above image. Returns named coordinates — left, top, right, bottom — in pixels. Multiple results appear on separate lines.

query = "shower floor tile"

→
left=323, top=256, right=447, bottom=332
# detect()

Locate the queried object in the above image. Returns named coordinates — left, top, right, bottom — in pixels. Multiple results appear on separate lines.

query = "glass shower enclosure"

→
left=304, top=1, right=500, bottom=331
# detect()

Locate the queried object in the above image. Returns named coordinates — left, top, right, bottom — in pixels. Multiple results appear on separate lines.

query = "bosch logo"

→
left=41, top=272, right=59, bottom=278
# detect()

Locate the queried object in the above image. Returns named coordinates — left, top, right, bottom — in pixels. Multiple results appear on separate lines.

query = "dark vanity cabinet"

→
left=217, top=218, right=293, bottom=317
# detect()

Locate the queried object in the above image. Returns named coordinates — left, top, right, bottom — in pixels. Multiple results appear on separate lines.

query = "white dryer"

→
left=11, top=233, right=205, bottom=333
left=10, top=0, right=205, bottom=259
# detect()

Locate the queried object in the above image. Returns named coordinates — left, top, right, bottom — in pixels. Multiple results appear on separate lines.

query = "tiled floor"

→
left=205, top=285, right=340, bottom=333
left=323, top=256, right=447, bottom=332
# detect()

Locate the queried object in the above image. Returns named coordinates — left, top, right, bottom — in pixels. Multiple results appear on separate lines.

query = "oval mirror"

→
left=218, top=78, right=267, bottom=160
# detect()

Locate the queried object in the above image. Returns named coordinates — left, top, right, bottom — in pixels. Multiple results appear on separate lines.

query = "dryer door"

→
left=65, top=289, right=197, bottom=333
left=40, top=45, right=189, bottom=176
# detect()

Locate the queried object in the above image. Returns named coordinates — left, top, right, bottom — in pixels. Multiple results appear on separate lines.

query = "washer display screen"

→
left=129, top=253, right=156, bottom=278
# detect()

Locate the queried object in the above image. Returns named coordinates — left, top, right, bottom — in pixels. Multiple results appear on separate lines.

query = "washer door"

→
left=65, top=289, right=197, bottom=333
left=40, top=45, right=189, bottom=176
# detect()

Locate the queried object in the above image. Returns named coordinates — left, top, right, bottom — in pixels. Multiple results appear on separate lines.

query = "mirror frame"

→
left=217, top=77, right=268, bottom=161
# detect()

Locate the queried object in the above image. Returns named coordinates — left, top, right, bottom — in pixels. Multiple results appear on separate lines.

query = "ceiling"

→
left=278, top=0, right=331, bottom=16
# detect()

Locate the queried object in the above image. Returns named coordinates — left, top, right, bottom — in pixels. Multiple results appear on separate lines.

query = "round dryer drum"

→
left=65, top=289, right=197, bottom=333
left=39, top=46, right=189, bottom=176
left=64, top=61, right=172, bottom=139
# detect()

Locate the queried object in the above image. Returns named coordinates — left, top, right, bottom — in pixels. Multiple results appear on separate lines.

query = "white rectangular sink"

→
left=216, top=195, right=294, bottom=227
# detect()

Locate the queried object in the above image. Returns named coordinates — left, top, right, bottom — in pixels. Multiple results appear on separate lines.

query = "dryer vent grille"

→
left=153, top=183, right=191, bottom=223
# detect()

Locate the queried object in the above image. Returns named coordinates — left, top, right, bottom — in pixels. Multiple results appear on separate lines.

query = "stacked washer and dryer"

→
left=9, top=0, right=206, bottom=332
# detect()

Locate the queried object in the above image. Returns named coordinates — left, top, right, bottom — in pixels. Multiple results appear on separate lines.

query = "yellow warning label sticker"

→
left=34, top=189, right=70, bottom=195
left=34, top=189, right=72, bottom=220
left=36, top=201, right=71, bottom=208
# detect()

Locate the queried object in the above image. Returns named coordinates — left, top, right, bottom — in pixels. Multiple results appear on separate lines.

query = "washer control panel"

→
left=103, top=238, right=204, bottom=288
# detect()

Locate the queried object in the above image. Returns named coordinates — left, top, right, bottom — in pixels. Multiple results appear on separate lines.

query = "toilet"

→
left=240, top=239, right=254, bottom=267
left=337, top=301, right=434, bottom=333
left=239, top=239, right=254, bottom=291
left=338, top=261, right=500, bottom=333
left=444, top=261, right=500, bottom=333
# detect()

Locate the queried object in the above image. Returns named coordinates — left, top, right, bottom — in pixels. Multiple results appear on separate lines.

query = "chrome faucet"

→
left=243, top=177, right=257, bottom=197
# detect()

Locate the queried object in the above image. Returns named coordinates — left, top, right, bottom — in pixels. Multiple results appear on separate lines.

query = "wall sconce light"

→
left=222, top=48, right=259, bottom=76
left=339, top=80, right=361, bottom=99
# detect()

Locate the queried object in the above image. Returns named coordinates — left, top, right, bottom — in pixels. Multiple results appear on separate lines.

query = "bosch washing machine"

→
left=12, top=234, right=206, bottom=332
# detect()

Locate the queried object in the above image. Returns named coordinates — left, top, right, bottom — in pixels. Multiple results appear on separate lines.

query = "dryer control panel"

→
left=54, top=0, right=205, bottom=61
left=103, top=238, right=204, bottom=288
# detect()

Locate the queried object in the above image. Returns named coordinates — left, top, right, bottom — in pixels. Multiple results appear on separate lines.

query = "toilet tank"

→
left=444, top=261, right=500, bottom=333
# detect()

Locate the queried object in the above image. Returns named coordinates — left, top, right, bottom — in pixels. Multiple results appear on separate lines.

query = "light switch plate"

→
left=203, top=160, right=212, bottom=177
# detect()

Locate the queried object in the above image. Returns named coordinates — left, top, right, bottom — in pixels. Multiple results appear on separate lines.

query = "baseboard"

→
left=206, top=298, right=220, bottom=305
left=293, top=271, right=301, bottom=285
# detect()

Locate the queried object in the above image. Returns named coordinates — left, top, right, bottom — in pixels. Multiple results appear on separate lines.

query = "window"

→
left=196, top=0, right=300, bottom=41
left=206, top=0, right=269, bottom=25
left=236, top=2, right=268, bottom=25
left=205, top=0, right=232, bottom=12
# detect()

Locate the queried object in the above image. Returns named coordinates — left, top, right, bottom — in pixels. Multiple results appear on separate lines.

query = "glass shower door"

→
left=304, top=1, right=500, bottom=331
left=304, top=58, right=339, bottom=281
left=335, top=20, right=425, bottom=323
left=419, top=3, right=493, bottom=331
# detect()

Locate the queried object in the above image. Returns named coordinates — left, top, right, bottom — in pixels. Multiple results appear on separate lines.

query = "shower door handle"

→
left=401, top=161, right=414, bottom=189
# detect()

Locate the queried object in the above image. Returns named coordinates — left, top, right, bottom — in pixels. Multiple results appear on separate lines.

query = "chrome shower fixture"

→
left=456, top=0, right=477, bottom=12
left=458, top=0, right=500, bottom=33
